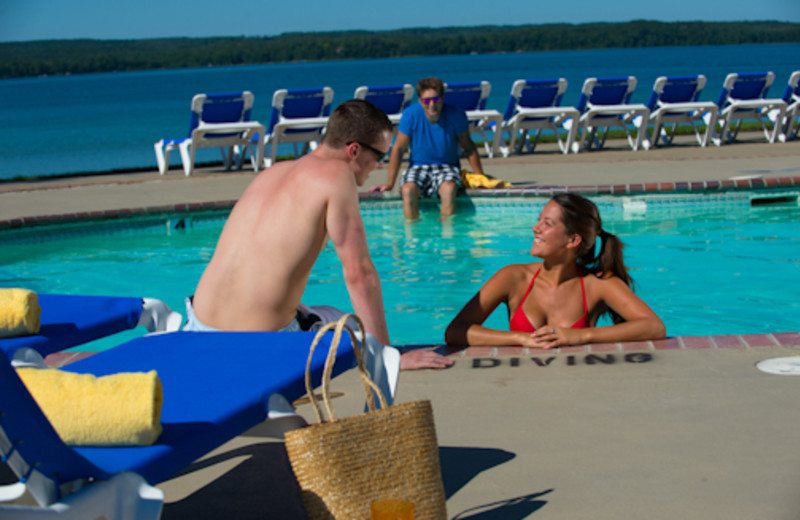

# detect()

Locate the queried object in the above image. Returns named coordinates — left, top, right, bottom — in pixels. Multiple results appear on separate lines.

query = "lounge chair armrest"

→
left=273, top=116, right=330, bottom=132
left=138, top=298, right=183, bottom=333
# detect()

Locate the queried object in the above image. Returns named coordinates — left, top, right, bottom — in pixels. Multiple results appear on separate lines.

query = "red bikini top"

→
left=509, top=268, right=590, bottom=333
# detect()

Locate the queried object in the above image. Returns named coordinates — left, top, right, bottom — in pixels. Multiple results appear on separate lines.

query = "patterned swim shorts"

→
left=401, top=164, right=462, bottom=198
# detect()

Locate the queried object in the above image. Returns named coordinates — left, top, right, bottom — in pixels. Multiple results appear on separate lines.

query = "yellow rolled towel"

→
left=0, top=288, right=41, bottom=338
left=17, top=368, right=163, bottom=446
left=460, top=170, right=512, bottom=189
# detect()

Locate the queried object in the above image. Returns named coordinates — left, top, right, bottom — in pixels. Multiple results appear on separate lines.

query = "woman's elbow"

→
left=649, top=318, right=667, bottom=340
left=444, top=321, right=466, bottom=346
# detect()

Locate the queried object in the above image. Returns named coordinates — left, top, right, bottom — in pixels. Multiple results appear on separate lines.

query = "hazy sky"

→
left=1, top=0, right=798, bottom=42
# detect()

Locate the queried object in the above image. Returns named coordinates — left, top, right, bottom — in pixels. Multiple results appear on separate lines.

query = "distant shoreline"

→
left=2, top=21, right=799, bottom=80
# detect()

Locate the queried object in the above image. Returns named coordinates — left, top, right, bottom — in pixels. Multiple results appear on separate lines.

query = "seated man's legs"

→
left=438, top=180, right=458, bottom=217
left=401, top=164, right=461, bottom=219
left=401, top=182, right=421, bottom=220
left=400, top=165, right=432, bottom=220
left=430, top=165, right=462, bottom=217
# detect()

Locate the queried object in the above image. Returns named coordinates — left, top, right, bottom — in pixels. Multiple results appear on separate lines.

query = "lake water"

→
left=0, top=43, right=798, bottom=180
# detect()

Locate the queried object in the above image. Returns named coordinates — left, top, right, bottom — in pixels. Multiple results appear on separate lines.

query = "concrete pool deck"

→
left=3, top=136, right=800, bottom=519
left=2, top=138, right=800, bottom=224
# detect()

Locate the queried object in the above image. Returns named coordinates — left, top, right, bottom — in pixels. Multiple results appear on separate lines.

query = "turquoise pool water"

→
left=1, top=192, right=799, bottom=347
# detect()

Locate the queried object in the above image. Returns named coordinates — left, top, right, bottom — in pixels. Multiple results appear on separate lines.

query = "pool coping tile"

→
left=42, top=331, right=800, bottom=369
left=417, top=332, right=800, bottom=361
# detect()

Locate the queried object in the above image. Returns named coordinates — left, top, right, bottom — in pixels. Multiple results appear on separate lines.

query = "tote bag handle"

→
left=304, top=314, right=389, bottom=423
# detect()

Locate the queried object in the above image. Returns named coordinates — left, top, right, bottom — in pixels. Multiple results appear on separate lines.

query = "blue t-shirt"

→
left=398, top=102, right=469, bottom=167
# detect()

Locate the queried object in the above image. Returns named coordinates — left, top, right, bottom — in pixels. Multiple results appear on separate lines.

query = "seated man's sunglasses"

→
left=420, top=96, right=442, bottom=105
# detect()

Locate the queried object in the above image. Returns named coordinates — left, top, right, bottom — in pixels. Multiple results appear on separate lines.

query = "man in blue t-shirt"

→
left=370, top=77, right=487, bottom=219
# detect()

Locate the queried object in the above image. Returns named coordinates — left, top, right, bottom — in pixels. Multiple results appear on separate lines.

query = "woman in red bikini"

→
left=446, top=193, right=666, bottom=348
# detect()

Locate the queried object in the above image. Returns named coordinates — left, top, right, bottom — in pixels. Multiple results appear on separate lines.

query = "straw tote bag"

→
left=284, top=314, right=447, bottom=520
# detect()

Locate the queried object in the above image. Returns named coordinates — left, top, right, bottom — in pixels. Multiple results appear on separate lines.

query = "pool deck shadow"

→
left=5, top=135, right=800, bottom=518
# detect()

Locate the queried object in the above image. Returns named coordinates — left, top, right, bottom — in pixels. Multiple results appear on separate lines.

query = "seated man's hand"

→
left=368, top=184, right=392, bottom=193
left=400, top=348, right=454, bottom=370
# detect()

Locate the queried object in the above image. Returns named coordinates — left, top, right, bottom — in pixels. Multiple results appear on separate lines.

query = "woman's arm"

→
left=445, top=265, right=540, bottom=347
left=532, top=275, right=666, bottom=348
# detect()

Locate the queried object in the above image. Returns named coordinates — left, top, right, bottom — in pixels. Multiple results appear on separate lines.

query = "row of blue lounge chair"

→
left=154, top=70, right=800, bottom=176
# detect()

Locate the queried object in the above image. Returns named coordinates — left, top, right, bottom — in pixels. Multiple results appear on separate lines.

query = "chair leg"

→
left=767, top=106, right=786, bottom=143
left=563, top=119, right=579, bottom=154
left=515, top=130, right=527, bottom=154
left=498, top=129, right=512, bottom=158
left=730, top=120, right=742, bottom=142
left=703, top=110, right=723, bottom=146
left=789, top=113, right=800, bottom=140
left=665, top=123, right=679, bottom=146
left=529, top=130, right=541, bottom=153
left=594, top=127, right=607, bottom=150
left=219, top=146, right=233, bottom=170
left=178, top=142, right=195, bottom=176
left=266, top=138, right=277, bottom=168
left=154, top=142, right=168, bottom=175
left=489, top=126, right=502, bottom=159
left=624, top=124, right=637, bottom=150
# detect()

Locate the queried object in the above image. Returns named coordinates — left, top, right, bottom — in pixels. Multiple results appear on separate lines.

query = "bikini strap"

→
left=519, top=267, right=540, bottom=304
left=579, top=276, right=588, bottom=315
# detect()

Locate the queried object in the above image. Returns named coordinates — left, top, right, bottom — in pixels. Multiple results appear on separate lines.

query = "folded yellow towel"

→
left=461, top=170, right=512, bottom=189
left=0, top=288, right=41, bottom=338
left=17, top=368, right=163, bottom=446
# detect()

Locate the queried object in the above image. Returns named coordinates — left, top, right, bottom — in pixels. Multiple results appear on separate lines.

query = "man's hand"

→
left=368, top=184, right=392, bottom=193
left=400, top=348, right=454, bottom=370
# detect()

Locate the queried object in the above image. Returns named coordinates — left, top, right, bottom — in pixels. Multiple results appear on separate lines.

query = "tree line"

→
left=1, top=21, right=798, bottom=79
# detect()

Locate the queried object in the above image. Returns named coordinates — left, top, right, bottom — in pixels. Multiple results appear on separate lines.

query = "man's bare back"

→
left=192, top=154, right=331, bottom=329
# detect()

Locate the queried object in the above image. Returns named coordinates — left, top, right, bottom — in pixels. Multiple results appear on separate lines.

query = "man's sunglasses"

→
left=420, top=96, right=442, bottom=105
left=348, top=141, right=387, bottom=162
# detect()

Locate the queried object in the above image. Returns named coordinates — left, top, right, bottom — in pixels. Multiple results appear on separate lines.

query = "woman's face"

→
left=530, top=201, right=574, bottom=258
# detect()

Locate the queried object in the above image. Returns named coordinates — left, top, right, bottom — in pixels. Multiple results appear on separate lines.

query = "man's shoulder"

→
left=271, top=153, right=354, bottom=191
left=401, top=103, right=424, bottom=119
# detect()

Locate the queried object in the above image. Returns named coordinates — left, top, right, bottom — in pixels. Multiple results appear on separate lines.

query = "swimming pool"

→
left=1, top=191, right=798, bottom=347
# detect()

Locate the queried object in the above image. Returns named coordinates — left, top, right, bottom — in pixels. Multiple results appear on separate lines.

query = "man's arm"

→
left=458, top=131, right=485, bottom=176
left=326, top=171, right=391, bottom=345
left=369, top=132, right=409, bottom=193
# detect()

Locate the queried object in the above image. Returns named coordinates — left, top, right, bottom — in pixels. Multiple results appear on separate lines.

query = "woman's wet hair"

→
left=551, top=193, right=632, bottom=324
left=322, top=99, right=392, bottom=149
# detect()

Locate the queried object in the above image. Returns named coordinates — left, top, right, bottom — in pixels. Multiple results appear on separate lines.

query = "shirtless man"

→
left=186, top=99, right=452, bottom=370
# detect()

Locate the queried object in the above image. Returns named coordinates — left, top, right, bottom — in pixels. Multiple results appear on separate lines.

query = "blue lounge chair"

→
left=641, top=75, right=719, bottom=148
left=569, top=76, right=650, bottom=152
left=777, top=70, right=800, bottom=140
left=154, top=92, right=265, bottom=176
left=443, top=81, right=503, bottom=158
left=0, top=330, right=359, bottom=520
left=497, top=78, right=580, bottom=156
left=708, top=72, right=788, bottom=145
left=354, top=84, right=414, bottom=137
left=258, top=87, right=334, bottom=168
left=0, top=294, right=182, bottom=364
